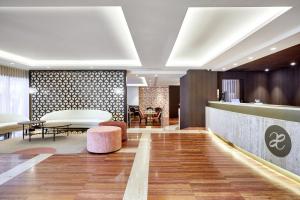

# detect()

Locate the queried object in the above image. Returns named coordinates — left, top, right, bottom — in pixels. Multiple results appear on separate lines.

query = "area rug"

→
left=14, top=147, right=57, bottom=154
left=0, top=134, right=87, bottom=154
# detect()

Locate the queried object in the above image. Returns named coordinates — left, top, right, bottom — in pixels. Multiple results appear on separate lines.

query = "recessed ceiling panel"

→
left=127, top=76, right=148, bottom=87
left=0, top=6, right=141, bottom=67
left=166, top=7, right=291, bottom=67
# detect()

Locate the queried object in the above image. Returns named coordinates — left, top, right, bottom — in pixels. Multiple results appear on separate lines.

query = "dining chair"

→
left=154, top=107, right=162, bottom=117
left=153, top=110, right=162, bottom=124
left=138, top=110, right=147, bottom=124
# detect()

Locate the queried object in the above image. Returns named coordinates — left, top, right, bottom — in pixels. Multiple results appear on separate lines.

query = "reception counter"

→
left=206, top=101, right=300, bottom=177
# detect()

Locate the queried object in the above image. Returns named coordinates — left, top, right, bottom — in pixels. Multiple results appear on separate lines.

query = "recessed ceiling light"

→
left=222, top=67, right=226, bottom=71
left=270, top=47, right=277, bottom=51
left=113, top=88, right=124, bottom=95
left=290, top=62, right=296, bottom=66
left=265, top=68, right=269, bottom=72
left=248, top=57, right=254, bottom=60
left=233, top=63, right=238, bottom=66
left=0, top=49, right=141, bottom=67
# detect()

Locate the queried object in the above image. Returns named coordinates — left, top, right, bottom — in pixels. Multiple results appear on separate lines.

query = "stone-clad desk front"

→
left=206, top=101, right=300, bottom=177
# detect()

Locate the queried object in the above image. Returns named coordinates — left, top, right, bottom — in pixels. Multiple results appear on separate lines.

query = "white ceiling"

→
left=166, top=7, right=291, bottom=67
left=0, top=6, right=140, bottom=67
left=127, top=76, right=148, bottom=87
left=0, top=0, right=300, bottom=86
left=127, top=71, right=184, bottom=87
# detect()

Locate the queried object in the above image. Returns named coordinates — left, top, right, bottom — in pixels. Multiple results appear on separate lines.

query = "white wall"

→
left=127, top=87, right=139, bottom=105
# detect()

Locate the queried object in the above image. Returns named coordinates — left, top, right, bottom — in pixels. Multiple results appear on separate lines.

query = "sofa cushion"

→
left=0, top=113, right=29, bottom=134
left=0, top=113, right=28, bottom=123
left=41, top=110, right=112, bottom=128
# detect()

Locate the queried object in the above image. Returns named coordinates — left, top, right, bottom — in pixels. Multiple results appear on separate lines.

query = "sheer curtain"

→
left=0, top=66, right=29, bottom=117
left=222, top=79, right=240, bottom=102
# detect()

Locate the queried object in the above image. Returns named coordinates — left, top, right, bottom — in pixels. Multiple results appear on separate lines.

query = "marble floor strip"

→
left=118, top=147, right=138, bottom=153
left=0, top=154, right=53, bottom=185
left=123, top=131, right=151, bottom=200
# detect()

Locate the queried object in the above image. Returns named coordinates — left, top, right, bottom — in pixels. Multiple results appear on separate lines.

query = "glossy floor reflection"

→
left=148, top=133, right=300, bottom=200
left=0, top=133, right=299, bottom=199
left=0, top=154, right=37, bottom=174
left=128, top=117, right=178, bottom=128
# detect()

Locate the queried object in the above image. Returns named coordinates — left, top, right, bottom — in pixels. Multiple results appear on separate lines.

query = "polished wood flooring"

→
left=149, top=134, right=300, bottom=200
left=0, top=133, right=300, bottom=199
left=0, top=154, right=36, bottom=174
left=129, top=117, right=178, bottom=128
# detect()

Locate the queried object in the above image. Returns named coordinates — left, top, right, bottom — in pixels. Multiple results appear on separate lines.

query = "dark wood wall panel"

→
left=269, top=66, right=300, bottom=106
left=180, top=75, right=189, bottom=129
left=219, top=67, right=300, bottom=106
left=169, top=86, right=180, bottom=118
left=179, top=66, right=300, bottom=129
left=218, top=71, right=269, bottom=103
left=232, top=44, right=300, bottom=72
left=246, top=72, right=269, bottom=103
left=180, top=70, right=217, bottom=129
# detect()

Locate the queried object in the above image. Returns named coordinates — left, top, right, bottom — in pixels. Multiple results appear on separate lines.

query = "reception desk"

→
left=206, top=101, right=300, bottom=177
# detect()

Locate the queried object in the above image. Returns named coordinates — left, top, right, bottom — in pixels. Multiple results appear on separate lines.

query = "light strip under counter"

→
left=206, top=101, right=300, bottom=179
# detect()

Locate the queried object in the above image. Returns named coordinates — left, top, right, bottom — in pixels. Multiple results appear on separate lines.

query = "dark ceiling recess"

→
left=231, top=44, right=300, bottom=72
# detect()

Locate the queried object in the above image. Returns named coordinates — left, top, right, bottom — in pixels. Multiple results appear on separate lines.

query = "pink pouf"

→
left=87, top=126, right=122, bottom=153
left=99, top=121, right=127, bottom=141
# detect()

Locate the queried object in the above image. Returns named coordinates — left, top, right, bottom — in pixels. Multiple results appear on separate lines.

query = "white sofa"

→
left=0, top=113, right=29, bottom=135
left=41, top=110, right=113, bottom=128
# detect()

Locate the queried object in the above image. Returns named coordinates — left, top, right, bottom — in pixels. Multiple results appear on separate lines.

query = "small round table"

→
left=42, top=123, right=72, bottom=141
left=144, top=110, right=156, bottom=125
left=18, top=120, right=46, bottom=141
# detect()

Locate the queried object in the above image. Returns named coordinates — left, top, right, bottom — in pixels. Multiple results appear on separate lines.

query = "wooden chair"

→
left=154, top=107, right=162, bottom=117
left=153, top=111, right=162, bottom=124
left=138, top=110, right=147, bottom=124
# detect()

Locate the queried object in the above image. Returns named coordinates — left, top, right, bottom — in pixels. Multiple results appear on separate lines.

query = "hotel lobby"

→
left=1, top=0, right=300, bottom=199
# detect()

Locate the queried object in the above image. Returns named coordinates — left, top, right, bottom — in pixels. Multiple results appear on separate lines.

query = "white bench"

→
left=0, top=113, right=29, bottom=135
left=41, top=110, right=113, bottom=128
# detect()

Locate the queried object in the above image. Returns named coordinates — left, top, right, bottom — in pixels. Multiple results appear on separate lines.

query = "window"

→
left=222, top=79, right=240, bottom=102
left=0, top=66, right=29, bottom=117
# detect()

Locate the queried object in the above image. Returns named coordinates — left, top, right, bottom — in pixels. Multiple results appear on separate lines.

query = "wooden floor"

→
left=0, top=154, right=36, bottom=174
left=0, top=133, right=300, bottom=199
left=129, top=117, right=178, bottom=128
left=148, top=134, right=300, bottom=200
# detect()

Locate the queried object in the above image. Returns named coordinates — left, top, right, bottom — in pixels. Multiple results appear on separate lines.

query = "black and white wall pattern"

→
left=29, top=70, right=127, bottom=121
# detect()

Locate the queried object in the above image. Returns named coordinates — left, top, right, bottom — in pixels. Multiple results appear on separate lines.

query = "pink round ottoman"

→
left=87, top=126, right=122, bottom=153
left=99, top=121, right=127, bottom=141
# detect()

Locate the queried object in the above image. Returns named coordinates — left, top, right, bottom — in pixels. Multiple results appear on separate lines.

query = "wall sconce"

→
left=113, top=87, right=124, bottom=95
left=29, top=87, right=38, bottom=94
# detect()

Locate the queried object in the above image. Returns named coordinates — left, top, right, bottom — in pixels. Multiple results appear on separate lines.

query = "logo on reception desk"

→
left=265, top=125, right=291, bottom=157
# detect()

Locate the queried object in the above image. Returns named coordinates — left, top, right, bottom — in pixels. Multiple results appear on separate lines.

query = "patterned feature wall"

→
left=139, top=87, right=169, bottom=117
left=30, top=70, right=127, bottom=121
